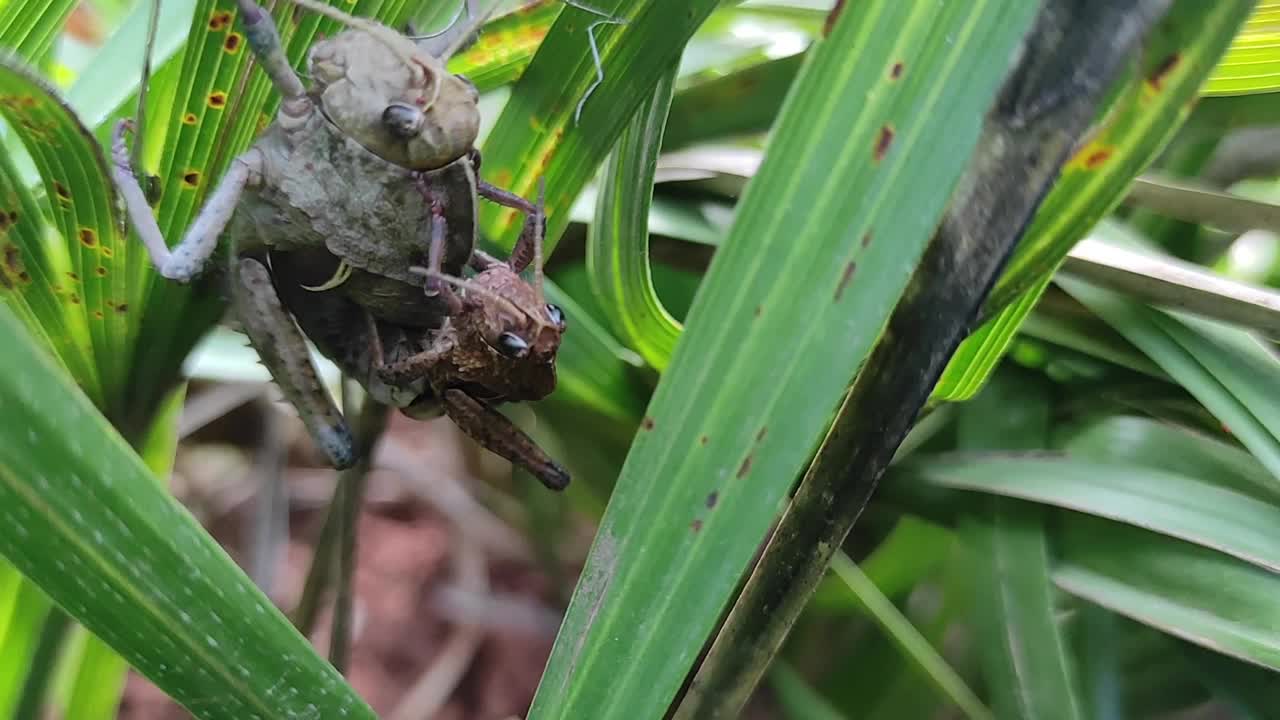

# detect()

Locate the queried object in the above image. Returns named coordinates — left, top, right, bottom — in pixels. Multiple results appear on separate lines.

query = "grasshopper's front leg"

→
left=234, top=256, right=357, bottom=469
left=111, top=121, right=263, bottom=281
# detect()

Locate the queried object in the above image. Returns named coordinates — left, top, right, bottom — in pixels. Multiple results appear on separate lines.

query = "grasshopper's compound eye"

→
left=545, top=303, right=565, bottom=328
left=495, top=332, right=530, bottom=358
left=382, top=102, right=424, bottom=139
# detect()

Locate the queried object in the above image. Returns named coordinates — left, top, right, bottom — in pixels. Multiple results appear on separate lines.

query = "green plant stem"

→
left=328, top=393, right=389, bottom=674
left=12, top=608, right=70, bottom=720
left=292, top=482, right=342, bottom=637
left=670, top=3, right=1168, bottom=717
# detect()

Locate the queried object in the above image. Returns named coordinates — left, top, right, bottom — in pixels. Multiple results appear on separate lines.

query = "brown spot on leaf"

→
left=68, top=293, right=81, bottom=305
left=1085, top=148, right=1113, bottom=169
left=95, top=266, right=107, bottom=278
left=182, top=171, right=201, bottom=188
left=706, top=492, right=718, bottom=509
left=16, top=272, right=29, bottom=284
left=874, top=125, right=894, bottom=162
left=78, top=228, right=97, bottom=247
left=699, top=435, right=709, bottom=446
left=756, top=427, right=768, bottom=443
left=736, top=454, right=754, bottom=479
left=641, top=416, right=655, bottom=431
left=208, top=10, right=232, bottom=31
left=835, top=261, right=856, bottom=301
left=208, top=91, right=227, bottom=109
left=54, top=181, right=71, bottom=204
left=100, top=246, right=113, bottom=258
left=65, top=271, right=79, bottom=281
left=753, top=305, right=762, bottom=318
left=0, top=211, right=9, bottom=231
left=114, top=303, right=128, bottom=314
left=690, top=519, right=703, bottom=533
left=1147, top=53, right=1181, bottom=91
left=224, top=32, right=243, bottom=53
left=862, top=231, right=873, bottom=248
left=0, top=244, right=20, bottom=289
left=890, top=62, right=904, bottom=80
left=93, top=310, right=104, bottom=319
left=183, top=113, right=197, bottom=125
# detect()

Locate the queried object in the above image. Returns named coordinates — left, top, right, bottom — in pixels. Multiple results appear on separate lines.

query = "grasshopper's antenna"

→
left=440, top=0, right=503, bottom=61
left=532, top=177, right=546, bottom=306
left=410, top=266, right=531, bottom=322
left=276, top=0, right=445, bottom=92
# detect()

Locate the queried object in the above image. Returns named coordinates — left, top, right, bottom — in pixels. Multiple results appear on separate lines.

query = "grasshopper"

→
left=110, top=0, right=615, bottom=488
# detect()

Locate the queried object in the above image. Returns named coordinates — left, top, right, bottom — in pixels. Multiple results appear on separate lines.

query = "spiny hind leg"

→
left=111, top=120, right=262, bottom=281
left=234, top=256, right=357, bottom=469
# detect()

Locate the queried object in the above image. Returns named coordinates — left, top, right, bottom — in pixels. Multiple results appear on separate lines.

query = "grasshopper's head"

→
left=307, top=28, right=480, bottom=170
left=458, top=266, right=565, bottom=401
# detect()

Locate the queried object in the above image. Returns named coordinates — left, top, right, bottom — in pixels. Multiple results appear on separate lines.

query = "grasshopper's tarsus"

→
left=111, top=120, right=262, bottom=282
left=234, top=257, right=357, bottom=469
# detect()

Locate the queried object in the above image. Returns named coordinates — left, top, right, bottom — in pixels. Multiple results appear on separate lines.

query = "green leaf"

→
left=955, top=369, right=1085, bottom=720
left=1059, top=275, right=1280, bottom=481
left=1203, top=1, right=1280, bottom=95
left=0, top=564, right=52, bottom=717
left=1055, top=515, right=1280, bottom=672
left=0, top=0, right=77, bottom=60
left=901, top=455, right=1280, bottom=574
left=1056, top=414, right=1280, bottom=504
left=587, top=62, right=682, bottom=370
left=931, top=273, right=1053, bottom=402
left=829, top=553, right=991, bottom=720
left=476, top=0, right=722, bottom=254
left=527, top=0, right=1042, bottom=715
left=447, top=0, right=560, bottom=91
left=0, top=303, right=375, bottom=719
left=985, top=0, right=1254, bottom=317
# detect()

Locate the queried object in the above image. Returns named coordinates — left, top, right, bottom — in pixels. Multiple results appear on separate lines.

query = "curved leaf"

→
left=0, top=302, right=376, bottom=720
left=1203, top=1, right=1280, bottom=95
left=587, top=63, right=682, bottom=370
left=1055, top=515, right=1280, bottom=672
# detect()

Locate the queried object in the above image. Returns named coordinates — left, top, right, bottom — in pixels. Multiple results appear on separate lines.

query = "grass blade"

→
left=1059, top=276, right=1280, bottom=479
left=956, top=369, right=1085, bottom=720
left=0, top=303, right=375, bottom=719
left=1203, top=1, right=1280, bottom=95
left=1055, top=515, right=1280, bottom=672
left=476, top=0, right=722, bottom=254
left=531, top=0, right=1046, bottom=715
left=587, top=62, right=682, bottom=370
left=829, top=553, right=991, bottom=720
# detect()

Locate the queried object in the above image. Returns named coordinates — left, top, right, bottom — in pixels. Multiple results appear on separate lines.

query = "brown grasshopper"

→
left=110, top=0, right=613, bottom=488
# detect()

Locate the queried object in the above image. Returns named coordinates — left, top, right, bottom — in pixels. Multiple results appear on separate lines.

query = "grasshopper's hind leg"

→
left=234, top=256, right=357, bottom=469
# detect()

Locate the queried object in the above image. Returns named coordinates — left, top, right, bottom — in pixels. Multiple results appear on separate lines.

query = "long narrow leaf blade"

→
left=0, top=304, right=375, bottom=720
left=528, top=1, right=1042, bottom=716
